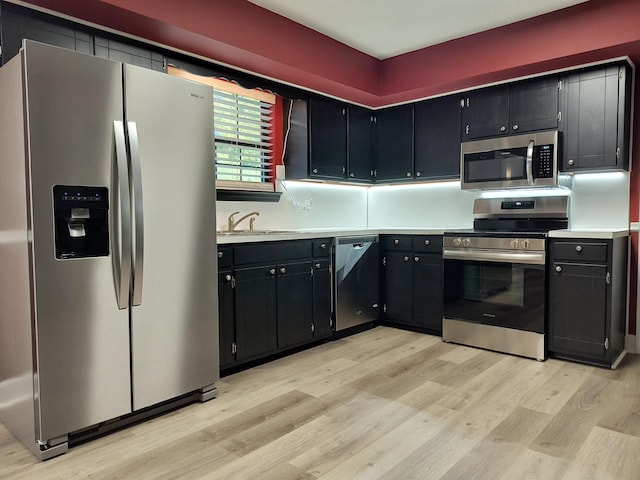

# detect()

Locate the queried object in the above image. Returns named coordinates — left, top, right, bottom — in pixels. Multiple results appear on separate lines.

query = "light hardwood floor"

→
left=2, top=326, right=640, bottom=479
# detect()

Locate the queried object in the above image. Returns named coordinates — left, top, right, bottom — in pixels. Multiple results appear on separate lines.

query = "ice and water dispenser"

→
left=53, top=185, right=109, bottom=259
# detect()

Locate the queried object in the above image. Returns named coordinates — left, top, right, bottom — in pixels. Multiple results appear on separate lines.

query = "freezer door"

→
left=23, top=41, right=132, bottom=441
left=123, top=64, right=218, bottom=410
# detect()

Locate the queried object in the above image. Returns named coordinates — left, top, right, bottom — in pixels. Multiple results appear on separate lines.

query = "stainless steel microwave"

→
left=461, top=131, right=559, bottom=190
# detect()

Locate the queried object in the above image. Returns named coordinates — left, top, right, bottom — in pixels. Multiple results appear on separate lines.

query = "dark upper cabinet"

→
left=414, top=95, right=461, bottom=180
left=461, top=76, right=559, bottom=140
left=94, top=36, right=164, bottom=72
left=560, top=62, right=632, bottom=172
left=375, top=104, right=414, bottom=182
left=461, top=84, right=509, bottom=140
left=347, top=105, right=375, bottom=182
left=308, top=96, right=347, bottom=180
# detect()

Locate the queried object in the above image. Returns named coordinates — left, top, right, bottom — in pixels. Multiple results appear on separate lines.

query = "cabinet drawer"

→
left=233, top=240, right=312, bottom=265
left=412, top=235, right=443, bottom=253
left=313, top=259, right=330, bottom=272
left=312, top=238, right=332, bottom=258
left=553, top=241, right=608, bottom=263
left=276, top=261, right=312, bottom=277
left=217, top=247, right=233, bottom=268
left=382, top=235, right=411, bottom=251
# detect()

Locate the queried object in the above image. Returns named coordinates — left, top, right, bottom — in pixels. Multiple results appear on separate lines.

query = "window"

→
left=167, top=66, right=276, bottom=192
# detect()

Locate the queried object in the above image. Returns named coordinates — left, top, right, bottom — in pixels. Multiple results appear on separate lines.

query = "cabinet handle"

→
left=555, top=265, right=562, bottom=273
left=394, top=239, right=400, bottom=245
left=500, top=126, right=506, bottom=132
left=349, top=172, right=354, bottom=177
left=403, top=256, right=409, bottom=262
left=575, top=245, right=582, bottom=252
left=406, top=172, right=411, bottom=177
left=225, top=274, right=232, bottom=282
left=315, top=263, right=321, bottom=269
left=512, top=124, right=519, bottom=131
left=414, top=256, right=420, bottom=263
left=218, top=251, right=223, bottom=258
left=568, top=159, right=575, bottom=166
left=269, top=268, right=276, bottom=275
left=312, top=168, right=318, bottom=174
left=280, top=267, right=286, bottom=274
left=465, top=124, right=470, bottom=135
left=424, top=239, right=430, bottom=246
left=416, top=171, right=421, bottom=177
left=320, top=243, right=327, bottom=249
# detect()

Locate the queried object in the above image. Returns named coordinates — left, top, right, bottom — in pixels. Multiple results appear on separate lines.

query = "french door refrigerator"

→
left=0, top=40, right=219, bottom=460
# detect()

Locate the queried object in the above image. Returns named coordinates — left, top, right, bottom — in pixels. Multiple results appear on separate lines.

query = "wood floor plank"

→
left=1, top=326, right=640, bottom=480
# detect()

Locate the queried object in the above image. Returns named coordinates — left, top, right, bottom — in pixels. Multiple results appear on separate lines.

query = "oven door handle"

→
left=526, top=139, right=535, bottom=185
left=443, top=248, right=546, bottom=265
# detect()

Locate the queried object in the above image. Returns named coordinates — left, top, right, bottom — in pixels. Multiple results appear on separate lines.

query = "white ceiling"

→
left=248, top=0, right=590, bottom=59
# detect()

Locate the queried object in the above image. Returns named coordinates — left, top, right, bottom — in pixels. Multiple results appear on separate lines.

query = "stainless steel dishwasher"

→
left=334, top=235, right=380, bottom=331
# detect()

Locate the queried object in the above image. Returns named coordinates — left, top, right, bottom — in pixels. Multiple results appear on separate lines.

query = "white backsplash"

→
left=367, top=181, right=475, bottom=228
left=567, top=171, right=630, bottom=229
left=215, top=172, right=631, bottom=232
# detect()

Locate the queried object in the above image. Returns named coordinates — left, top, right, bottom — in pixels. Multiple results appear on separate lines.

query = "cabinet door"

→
left=309, top=96, right=347, bottom=179
left=375, top=104, right=414, bottom=181
left=384, top=252, right=413, bottom=323
left=461, top=85, right=509, bottom=140
left=312, top=260, right=332, bottom=339
left=277, top=261, right=314, bottom=349
left=412, top=254, right=443, bottom=333
left=414, top=95, right=461, bottom=180
left=218, top=270, right=236, bottom=368
left=562, top=65, right=625, bottom=171
left=510, top=76, right=559, bottom=133
left=234, top=265, right=277, bottom=361
left=549, top=263, right=608, bottom=358
left=347, top=105, right=374, bottom=182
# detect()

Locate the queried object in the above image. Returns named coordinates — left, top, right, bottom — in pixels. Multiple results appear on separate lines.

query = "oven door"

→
left=443, top=248, right=546, bottom=333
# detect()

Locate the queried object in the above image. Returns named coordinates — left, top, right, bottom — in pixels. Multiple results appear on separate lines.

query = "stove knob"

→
left=521, top=240, right=531, bottom=249
left=462, top=238, right=472, bottom=247
left=453, top=238, right=462, bottom=247
left=511, top=239, right=520, bottom=249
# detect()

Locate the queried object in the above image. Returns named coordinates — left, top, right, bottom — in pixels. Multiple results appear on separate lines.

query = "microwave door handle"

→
left=526, top=139, right=535, bottom=185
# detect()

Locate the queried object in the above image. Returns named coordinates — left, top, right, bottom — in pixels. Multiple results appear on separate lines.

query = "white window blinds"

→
left=167, top=66, right=276, bottom=192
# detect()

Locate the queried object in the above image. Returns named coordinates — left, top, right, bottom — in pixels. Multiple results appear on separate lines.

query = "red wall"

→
left=19, top=0, right=640, bottom=334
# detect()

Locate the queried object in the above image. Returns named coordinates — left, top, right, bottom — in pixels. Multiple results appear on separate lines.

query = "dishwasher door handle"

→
left=353, top=243, right=364, bottom=248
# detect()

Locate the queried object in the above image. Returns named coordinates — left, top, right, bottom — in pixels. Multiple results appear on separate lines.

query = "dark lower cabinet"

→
left=548, top=236, right=628, bottom=367
left=277, top=261, right=314, bottom=349
left=312, top=259, right=333, bottom=339
left=218, top=238, right=332, bottom=371
left=218, top=269, right=236, bottom=369
left=382, top=235, right=443, bottom=334
left=234, top=265, right=278, bottom=362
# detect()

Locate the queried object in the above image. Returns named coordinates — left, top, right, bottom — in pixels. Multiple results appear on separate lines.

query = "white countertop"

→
left=216, top=227, right=460, bottom=244
left=548, top=228, right=630, bottom=239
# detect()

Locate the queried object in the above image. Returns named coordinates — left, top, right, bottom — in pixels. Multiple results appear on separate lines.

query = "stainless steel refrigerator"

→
left=0, top=40, right=219, bottom=460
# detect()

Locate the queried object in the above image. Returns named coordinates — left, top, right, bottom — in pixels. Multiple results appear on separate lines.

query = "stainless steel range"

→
left=442, top=196, right=569, bottom=360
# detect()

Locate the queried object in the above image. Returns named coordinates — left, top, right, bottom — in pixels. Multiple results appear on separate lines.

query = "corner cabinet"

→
left=217, top=238, right=333, bottom=371
left=560, top=62, right=632, bottom=172
left=374, top=104, right=414, bottom=182
left=548, top=236, right=628, bottom=368
left=381, top=235, right=444, bottom=334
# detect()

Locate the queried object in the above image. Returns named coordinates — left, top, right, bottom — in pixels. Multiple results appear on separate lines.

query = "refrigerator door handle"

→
left=113, top=121, right=132, bottom=310
left=128, top=121, right=144, bottom=306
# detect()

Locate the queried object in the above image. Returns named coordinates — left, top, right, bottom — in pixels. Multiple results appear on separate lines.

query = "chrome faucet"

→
left=227, top=211, right=260, bottom=231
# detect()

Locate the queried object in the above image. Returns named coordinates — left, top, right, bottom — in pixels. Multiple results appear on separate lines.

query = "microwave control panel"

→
left=534, top=144, right=554, bottom=178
